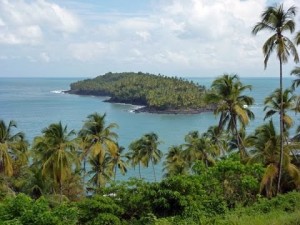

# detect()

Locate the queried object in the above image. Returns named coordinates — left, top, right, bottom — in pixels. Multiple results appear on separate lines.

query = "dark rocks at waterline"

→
left=65, top=89, right=215, bottom=114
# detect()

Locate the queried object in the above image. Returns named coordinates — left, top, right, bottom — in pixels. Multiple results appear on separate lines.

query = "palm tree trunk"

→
left=59, top=181, right=62, bottom=203
left=83, top=157, right=87, bottom=194
left=114, top=164, right=117, bottom=181
left=138, top=162, right=141, bottom=179
left=218, top=112, right=224, bottom=131
left=232, top=115, right=246, bottom=160
left=151, top=158, right=157, bottom=182
left=277, top=58, right=284, bottom=195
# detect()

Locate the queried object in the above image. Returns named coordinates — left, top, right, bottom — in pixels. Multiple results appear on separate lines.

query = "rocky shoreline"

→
left=133, top=106, right=214, bottom=114
left=65, top=90, right=214, bottom=114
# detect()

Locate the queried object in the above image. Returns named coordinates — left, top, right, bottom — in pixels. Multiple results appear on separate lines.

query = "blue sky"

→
left=0, top=0, right=300, bottom=78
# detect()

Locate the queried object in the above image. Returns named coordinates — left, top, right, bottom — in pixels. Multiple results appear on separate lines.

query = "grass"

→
left=218, top=210, right=300, bottom=225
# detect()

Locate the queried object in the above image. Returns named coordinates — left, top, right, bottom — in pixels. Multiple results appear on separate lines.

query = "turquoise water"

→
left=0, top=77, right=298, bottom=181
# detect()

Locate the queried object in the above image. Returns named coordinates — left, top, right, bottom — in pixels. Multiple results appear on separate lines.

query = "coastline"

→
left=65, top=90, right=214, bottom=115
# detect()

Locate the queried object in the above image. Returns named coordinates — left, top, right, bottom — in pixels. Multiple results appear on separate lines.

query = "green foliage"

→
left=0, top=194, right=78, bottom=225
left=101, top=179, right=153, bottom=221
left=76, top=195, right=123, bottom=225
left=194, top=158, right=264, bottom=207
left=69, top=72, right=208, bottom=111
left=216, top=192, right=300, bottom=225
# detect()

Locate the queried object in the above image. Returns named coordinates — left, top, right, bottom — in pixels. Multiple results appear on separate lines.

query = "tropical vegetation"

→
left=2, top=2, right=300, bottom=225
left=67, top=72, right=210, bottom=112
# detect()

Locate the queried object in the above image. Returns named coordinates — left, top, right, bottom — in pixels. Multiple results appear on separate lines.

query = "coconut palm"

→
left=203, top=125, right=229, bottom=157
left=163, top=145, right=188, bottom=177
left=0, top=120, right=28, bottom=177
left=264, top=88, right=297, bottom=131
left=79, top=113, right=119, bottom=159
left=139, top=133, right=163, bottom=182
left=32, top=122, right=79, bottom=201
left=87, top=152, right=113, bottom=191
left=248, top=120, right=300, bottom=197
left=290, top=67, right=300, bottom=90
left=208, top=74, right=254, bottom=159
left=252, top=4, right=299, bottom=194
left=183, top=131, right=217, bottom=168
left=79, top=113, right=119, bottom=190
left=126, top=139, right=144, bottom=179
left=109, top=145, right=127, bottom=181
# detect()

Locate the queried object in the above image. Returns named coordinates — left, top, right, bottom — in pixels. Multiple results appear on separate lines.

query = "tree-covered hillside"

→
left=67, top=72, right=211, bottom=112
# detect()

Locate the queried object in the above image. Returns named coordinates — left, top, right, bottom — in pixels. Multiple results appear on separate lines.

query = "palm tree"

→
left=207, top=74, right=254, bottom=159
left=32, top=122, right=79, bottom=201
left=290, top=67, right=300, bottom=90
left=252, top=4, right=299, bottom=194
left=264, top=88, right=297, bottom=131
left=87, top=152, right=113, bottom=191
left=0, top=120, right=28, bottom=177
left=126, top=139, right=144, bottom=179
left=183, top=131, right=217, bottom=168
left=139, top=133, right=163, bottom=182
left=203, top=125, right=229, bottom=157
left=79, top=113, right=119, bottom=190
left=163, top=145, right=188, bottom=177
left=79, top=113, right=119, bottom=160
left=109, top=145, right=127, bottom=181
left=248, top=120, right=300, bottom=197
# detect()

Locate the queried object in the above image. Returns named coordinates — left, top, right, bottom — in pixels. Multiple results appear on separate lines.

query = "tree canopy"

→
left=68, top=72, right=210, bottom=112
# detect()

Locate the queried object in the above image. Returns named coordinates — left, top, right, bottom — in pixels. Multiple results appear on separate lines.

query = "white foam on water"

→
left=50, top=90, right=66, bottom=94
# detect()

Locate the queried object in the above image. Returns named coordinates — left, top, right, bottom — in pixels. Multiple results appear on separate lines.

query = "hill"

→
left=66, top=72, right=213, bottom=114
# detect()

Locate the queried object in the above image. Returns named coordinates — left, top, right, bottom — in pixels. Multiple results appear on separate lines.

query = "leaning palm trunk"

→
left=277, top=58, right=284, bottom=195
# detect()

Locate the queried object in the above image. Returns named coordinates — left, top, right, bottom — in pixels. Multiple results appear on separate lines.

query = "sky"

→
left=1, top=0, right=300, bottom=78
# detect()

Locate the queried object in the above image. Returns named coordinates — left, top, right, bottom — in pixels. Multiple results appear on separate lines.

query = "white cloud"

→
left=69, top=42, right=116, bottom=62
left=0, top=0, right=81, bottom=45
left=2, top=0, right=300, bottom=77
left=40, top=52, right=50, bottom=62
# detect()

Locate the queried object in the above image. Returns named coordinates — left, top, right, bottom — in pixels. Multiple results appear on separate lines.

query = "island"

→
left=66, top=72, right=214, bottom=114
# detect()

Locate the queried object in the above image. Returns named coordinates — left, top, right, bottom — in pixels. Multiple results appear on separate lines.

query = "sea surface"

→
left=0, top=77, right=299, bottom=181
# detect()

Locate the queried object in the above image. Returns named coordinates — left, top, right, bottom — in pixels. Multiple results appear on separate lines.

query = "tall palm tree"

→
left=290, top=67, right=300, bottom=90
left=252, top=4, right=299, bottom=194
left=79, top=113, right=119, bottom=160
left=163, top=145, right=188, bottom=177
left=87, top=152, right=113, bottom=192
left=126, top=139, right=144, bottom=179
left=0, top=120, right=28, bottom=177
left=79, top=113, right=119, bottom=190
left=109, top=145, right=127, bottom=181
left=248, top=120, right=300, bottom=197
left=207, top=74, right=254, bottom=159
left=203, top=125, right=229, bottom=157
left=139, top=133, right=163, bottom=182
left=32, top=122, right=79, bottom=201
left=183, top=131, right=217, bottom=168
left=264, top=88, right=297, bottom=131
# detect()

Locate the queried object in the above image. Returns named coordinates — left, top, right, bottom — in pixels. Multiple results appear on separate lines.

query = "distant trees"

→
left=68, top=72, right=208, bottom=111
left=127, top=133, right=162, bottom=181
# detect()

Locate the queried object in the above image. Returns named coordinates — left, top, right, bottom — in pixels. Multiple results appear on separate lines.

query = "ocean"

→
left=0, top=77, right=298, bottom=181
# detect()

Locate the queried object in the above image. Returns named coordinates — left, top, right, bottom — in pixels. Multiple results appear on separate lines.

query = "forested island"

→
left=66, top=72, right=214, bottom=114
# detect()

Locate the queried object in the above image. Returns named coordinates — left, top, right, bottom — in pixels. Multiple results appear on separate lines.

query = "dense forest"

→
left=67, top=72, right=212, bottom=113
